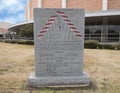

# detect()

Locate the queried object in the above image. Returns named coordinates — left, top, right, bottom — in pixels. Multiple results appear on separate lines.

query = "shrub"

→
left=4, top=40, right=16, bottom=44
left=98, top=44, right=113, bottom=50
left=17, top=40, right=26, bottom=44
left=4, top=40, right=10, bottom=43
left=4, top=40, right=34, bottom=45
left=113, top=44, right=120, bottom=50
left=98, top=44, right=120, bottom=50
left=0, top=39, right=3, bottom=42
left=84, top=40, right=99, bottom=49
left=97, top=44, right=103, bottom=49
left=17, top=40, right=34, bottom=45
left=117, top=44, right=120, bottom=50
left=25, top=40, right=34, bottom=45
left=10, top=40, right=16, bottom=44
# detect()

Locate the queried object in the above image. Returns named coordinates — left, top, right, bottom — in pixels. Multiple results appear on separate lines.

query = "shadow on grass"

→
left=25, top=79, right=97, bottom=92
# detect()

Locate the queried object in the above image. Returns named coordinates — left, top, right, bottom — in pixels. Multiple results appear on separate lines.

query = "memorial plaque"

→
left=29, top=8, right=90, bottom=87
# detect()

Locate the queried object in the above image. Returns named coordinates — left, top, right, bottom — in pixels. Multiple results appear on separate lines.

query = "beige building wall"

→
left=30, top=0, right=39, bottom=20
left=67, top=0, right=102, bottom=12
left=26, top=0, right=103, bottom=20
left=25, top=0, right=120, bottom=20
left=42, top=0, right=62, bottom=8
left=26, top=0, right=39, bottom=20
left=108, top=0, right=120, bottom=10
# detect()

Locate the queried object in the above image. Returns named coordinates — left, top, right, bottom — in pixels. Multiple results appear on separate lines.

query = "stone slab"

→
left=34, top=9, right=84, bottom=77
left=29, top=72, right=90, bottom=87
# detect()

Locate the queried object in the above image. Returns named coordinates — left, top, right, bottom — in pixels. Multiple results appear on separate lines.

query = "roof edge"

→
left=8, top=20, right=33, bottom=30
left=85, top=10, right=120, bottom=17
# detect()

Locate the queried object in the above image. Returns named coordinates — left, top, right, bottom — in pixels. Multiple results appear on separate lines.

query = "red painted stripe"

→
left=66, top=22, right=71, bottom=24
left=37, top=34, right=44, bottom=37
left=48, top=19, right=55, bottom=22
left=42, top=27, right=49, bottom=29
left=49, top=18, right=55, bottom=20
left=46, top=23, right=52, bottom=25
left=73, top=31, right=79, bottom=33
left=70, top=27, right=77, bottom=29
left=51, top=15, right=57, bottom=18
left=56, top=11, right=64, bottom=14
left=76, top=34, right=83, bottom=37
left=67, top=23, right=74, bottom=26
left=40, top=30, right=47, bottom=33
left=73, top=30, right=79, bottom=32
left=64, top=19, right=71, bottom=22
left=62, top=15, right=68, bottom=18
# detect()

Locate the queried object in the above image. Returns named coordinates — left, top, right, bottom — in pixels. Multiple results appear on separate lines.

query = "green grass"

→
left=0, top=42, right=120, bottom=93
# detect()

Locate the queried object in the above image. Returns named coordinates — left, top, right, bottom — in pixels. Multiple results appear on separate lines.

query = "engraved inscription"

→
left=36, top=41, right=82, bottom=75
left=36, top=41, right=83, bottom=51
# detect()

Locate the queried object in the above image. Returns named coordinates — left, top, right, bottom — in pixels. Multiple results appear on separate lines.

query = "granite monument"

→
left=29, top=8, right=90, bottom=87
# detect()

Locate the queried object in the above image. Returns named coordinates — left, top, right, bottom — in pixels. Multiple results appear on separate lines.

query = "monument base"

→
left=28, top=72, right=90, bottom=87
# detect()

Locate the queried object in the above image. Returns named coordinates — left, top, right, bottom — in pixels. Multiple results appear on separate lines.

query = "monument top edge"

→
left=34, top=8, right=84, bottom=11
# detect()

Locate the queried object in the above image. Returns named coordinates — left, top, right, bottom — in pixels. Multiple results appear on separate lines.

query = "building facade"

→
left=0, top=22, right=11, bottom=39
left=25, top=0, right=103, bottom=20
left=8, top=0, right=120, bottom=43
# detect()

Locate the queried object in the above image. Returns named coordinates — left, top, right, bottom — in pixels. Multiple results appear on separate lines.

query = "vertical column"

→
left=119, top=30, right=120, bottom=43
left=27, top=0, right=30, bottom=20
left=38, top=0, right=42, bottom=8
left=101, top=17, right=108, bottom=42
left=102, top=0, right=108, bottom=10
left=89, top=27, right=92, bottom=40
left=62, top=0, right=67, bottom=8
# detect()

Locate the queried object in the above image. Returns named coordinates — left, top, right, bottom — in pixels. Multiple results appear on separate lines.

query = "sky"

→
left=0, top=0, right=27, bottom=24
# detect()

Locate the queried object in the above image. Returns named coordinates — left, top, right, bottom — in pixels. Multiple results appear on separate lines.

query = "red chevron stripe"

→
left=70, top=27, right=77, bottom=29
left=51, top=15, right=57, bottom=18
left=73, top=30, right=79, bottom=32
left=37, top=34, right=44, bottom=37
left=67, top=23, right=74, bottom=26
left=42, top=27, right=49, bottom=29
left=56, top=11, right=64, bottom=14
left=46, top=23, right=52, bottom=25
left=73, top=31, right=80, bottom=33
left=64, top=19, right=71, bottom=22
left=76, top=34, right=83, bottom=37
left=48, top=19, right=55, bottom=22
left=62, top=15, right=68, bottom=18
left=40, top=30, right=47, bottom=33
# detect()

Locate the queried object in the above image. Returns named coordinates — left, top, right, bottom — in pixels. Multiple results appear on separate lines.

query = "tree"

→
left=19, top=24, right=33, bottom=38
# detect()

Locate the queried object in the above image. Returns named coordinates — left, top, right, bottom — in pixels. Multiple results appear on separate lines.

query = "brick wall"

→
left=30, top=0, right=38, bottom=19
left=108, top=0, right=120, bottom=10
left=26, top=0, right=104, bottom=20
left=42, top=0, right=62, bottom=8
left=67, top=0, right=102, bottom=12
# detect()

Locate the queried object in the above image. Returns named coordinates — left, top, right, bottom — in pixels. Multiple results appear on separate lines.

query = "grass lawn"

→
left=0, top=42, right=120, bottom=93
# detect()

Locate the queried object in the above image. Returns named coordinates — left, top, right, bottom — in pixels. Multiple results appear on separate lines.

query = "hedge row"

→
left=98, top=44, right=120, bottom=50
left=85, top=40, right=120, bottom=50
left=84, top=40, right=99, bottom=49
left=1, top=40, right=120, bottom=50
left=2, top=40, right=34, bottom=45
